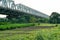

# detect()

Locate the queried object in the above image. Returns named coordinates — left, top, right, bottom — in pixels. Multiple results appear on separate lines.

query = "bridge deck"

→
left=0, top=6, right=49, bottom=18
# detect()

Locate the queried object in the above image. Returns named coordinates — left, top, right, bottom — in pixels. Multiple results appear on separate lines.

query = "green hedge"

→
left=0, top=23, right=35, bottom=30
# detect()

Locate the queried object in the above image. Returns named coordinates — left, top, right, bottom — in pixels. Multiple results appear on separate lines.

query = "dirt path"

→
left=12, top=26, right=55, bottom=31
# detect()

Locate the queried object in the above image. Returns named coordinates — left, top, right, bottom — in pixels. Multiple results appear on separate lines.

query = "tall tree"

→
left=49, top=12, right=60, bottom=24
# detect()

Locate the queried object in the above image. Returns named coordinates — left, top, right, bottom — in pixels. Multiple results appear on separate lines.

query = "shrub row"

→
left=0, top=23, right=35, bottom=30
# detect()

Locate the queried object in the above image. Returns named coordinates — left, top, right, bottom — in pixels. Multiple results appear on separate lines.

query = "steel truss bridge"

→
left=0, top=0, right=49, bottom=19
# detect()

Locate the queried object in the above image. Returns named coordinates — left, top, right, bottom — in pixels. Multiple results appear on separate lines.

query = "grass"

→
left=35, top=27, right=60, bottom=40
left=0, top=23, right=60, bottom=40
left=0, top=23, right=35, bottom=30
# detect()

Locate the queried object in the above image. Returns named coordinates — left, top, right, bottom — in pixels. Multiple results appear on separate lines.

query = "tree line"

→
left=0, top=12, right=60, bottom=24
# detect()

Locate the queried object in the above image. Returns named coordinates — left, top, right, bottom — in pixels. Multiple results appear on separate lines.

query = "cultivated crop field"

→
left=0, top=23, right=60, bottom=40
left=0, top=23, right=35, bottom=30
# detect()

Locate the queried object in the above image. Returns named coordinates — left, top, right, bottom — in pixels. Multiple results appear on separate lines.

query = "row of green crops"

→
left=0, top=24, right=60, bottom=40
left=35, top=25, right=60, bottom=40
left=0, top=23, right=35, bottom=30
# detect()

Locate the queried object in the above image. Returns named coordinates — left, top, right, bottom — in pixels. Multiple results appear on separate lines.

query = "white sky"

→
left=14, top=0, right=60, bottom=16
left=0, top=0, right=60, bottom=18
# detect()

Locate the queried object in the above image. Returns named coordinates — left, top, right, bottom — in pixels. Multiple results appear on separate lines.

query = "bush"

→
left=0, top=23, right=35, bottom=30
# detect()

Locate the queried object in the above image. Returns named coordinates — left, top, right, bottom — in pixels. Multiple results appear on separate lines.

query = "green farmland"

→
left=0, top=23, right=35, bottom=30
left=0, top=23, right=60, bottom=40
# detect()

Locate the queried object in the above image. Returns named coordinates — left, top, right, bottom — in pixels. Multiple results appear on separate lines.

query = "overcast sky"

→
left=13, top=0, right=60, bottom=16
left=0, top=0, right=60, bottom=18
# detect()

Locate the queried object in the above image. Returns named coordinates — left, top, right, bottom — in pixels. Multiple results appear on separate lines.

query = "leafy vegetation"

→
left=0, top=12, right=48, bottom=23
left=0, top=24, right=60, bottom=40
left=0, top=23, right=35, bottom=30
left=1, top=12, right=60, bottom=24
left=49, top=12, right=60, bottom=24
left=0, top=11, right=60, bottom=40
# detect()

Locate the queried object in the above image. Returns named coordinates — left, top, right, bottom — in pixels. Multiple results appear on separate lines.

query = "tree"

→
left=49, top=12, right=60, bottom=24
left=29, top=16, right=37, bottom=23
